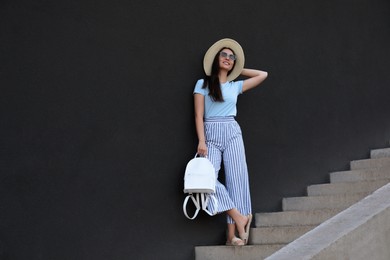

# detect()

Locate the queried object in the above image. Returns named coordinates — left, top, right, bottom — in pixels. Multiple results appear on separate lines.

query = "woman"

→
left=193, top=38, right=268, bottom=246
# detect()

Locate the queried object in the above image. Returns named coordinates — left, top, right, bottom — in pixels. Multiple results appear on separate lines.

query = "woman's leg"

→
left=204, top=121, right=237, bottom=214
left=224, top=121, right=252, bottom=244
left=223, top=122, right=252, bottom=222
left=226, top=208, right=250, bottom=241
left=205, top=142, right=237, bottom=214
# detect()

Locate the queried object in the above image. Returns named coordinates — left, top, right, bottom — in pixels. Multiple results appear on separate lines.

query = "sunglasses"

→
left=219, top=51, right=236, bottom=61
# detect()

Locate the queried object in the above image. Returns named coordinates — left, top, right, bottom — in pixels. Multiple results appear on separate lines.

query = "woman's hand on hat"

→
left=241, top=68, right=268, bottom=92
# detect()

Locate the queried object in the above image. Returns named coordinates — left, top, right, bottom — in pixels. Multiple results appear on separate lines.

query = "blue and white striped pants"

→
left=204, top=116, right=252, bottom=224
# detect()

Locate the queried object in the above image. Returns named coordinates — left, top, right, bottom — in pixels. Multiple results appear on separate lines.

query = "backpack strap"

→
left=201, top=193, right=218, bottom=216
left=183, top=193, right=201, bottom=220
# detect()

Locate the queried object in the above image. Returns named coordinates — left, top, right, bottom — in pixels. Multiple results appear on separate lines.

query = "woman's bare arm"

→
left=241, top=68, right=268, bottom=92
left=194, top=93, right=207, bottom=156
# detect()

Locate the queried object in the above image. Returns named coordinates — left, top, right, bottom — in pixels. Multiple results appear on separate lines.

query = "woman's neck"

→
left=218, top=71, right=228, bottom=83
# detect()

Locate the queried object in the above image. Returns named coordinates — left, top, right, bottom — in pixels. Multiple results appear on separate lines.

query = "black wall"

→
left=1, top=0, right=390, bottom=259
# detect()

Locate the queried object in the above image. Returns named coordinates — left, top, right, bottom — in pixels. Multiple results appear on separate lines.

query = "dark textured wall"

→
left=1, top=0, right=390, bottom=259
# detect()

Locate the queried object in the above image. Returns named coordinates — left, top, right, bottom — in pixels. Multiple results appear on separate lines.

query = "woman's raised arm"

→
left=241, top=68, right=268, bottom=92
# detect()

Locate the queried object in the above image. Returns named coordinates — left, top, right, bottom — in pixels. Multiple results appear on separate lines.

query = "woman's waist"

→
left=204, top=116, right=235, bottom=123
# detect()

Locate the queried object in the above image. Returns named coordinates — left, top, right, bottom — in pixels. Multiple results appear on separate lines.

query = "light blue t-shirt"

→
left=193, top=79, right=244, bottom=119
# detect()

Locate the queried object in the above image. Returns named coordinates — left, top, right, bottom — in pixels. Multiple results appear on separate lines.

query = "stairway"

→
left=195, top=147, right=390, bottom=260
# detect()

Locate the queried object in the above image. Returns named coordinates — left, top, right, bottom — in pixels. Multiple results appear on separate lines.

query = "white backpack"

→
left=183, top=154, right=217, bottom=219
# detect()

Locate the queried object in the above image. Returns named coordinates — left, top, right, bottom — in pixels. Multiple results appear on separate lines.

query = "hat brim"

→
left=203, top=38, right=245, bottom=82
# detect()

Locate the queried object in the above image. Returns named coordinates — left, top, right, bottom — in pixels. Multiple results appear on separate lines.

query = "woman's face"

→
left=218, top=48, right=235, bottom=72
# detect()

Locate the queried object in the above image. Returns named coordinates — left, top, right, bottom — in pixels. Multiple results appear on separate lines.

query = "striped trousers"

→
left=204, top=116, right=252, bottom=224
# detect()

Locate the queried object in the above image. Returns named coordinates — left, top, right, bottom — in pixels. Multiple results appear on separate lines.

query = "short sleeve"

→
left=193, top=79, right=207, bottom=96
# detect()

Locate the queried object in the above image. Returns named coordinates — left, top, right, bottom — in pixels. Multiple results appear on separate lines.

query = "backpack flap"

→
left=183, top=156, right=216, bottom=194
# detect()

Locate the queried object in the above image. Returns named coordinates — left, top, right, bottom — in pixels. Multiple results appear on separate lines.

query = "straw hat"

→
left=203, top=38, right=245, bottom=82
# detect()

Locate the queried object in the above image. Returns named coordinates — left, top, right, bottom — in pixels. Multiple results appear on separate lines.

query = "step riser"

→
left=371, top=148, right=390, bottom=159
left=282, top=193, right=368, bottom=211
left=307, top=180, right=389, bottom=196
left=351, top=157, right=390, bottom=170
left=195, top=245, right=285, bottom=260
left=255, top=209, right=342, bottom=227
left=330, top=168, right=390, bottom=183
left=249, top=226, right=315, bottom=244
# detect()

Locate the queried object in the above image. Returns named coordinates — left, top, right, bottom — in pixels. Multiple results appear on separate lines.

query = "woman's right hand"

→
left=197, top=141, right=208, bottom=157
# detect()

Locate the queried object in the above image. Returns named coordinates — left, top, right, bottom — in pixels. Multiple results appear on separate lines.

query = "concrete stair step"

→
left=249, top=225, right=316, bottom=244
left=195, top=146, right=390, bottom=260
left=195, top=244, right=285, bottom=260
left=282, top=192, right=369, bottom=211
left=265, top=183, right=390, bottom=260
left=370, top=147, right=390, bottom=159
left=307, top=179, right=389, bottom=196
left=330, top=168, right=390, bottom=183
left=255, top=209, right=342, bottom=227
left=350, top=157, right=390, bottom=170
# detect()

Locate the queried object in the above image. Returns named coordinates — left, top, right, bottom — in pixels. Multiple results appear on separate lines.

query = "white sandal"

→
left=239, top=214, right=253, bottom=245
left=226, top=236, right=245, bottom=246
